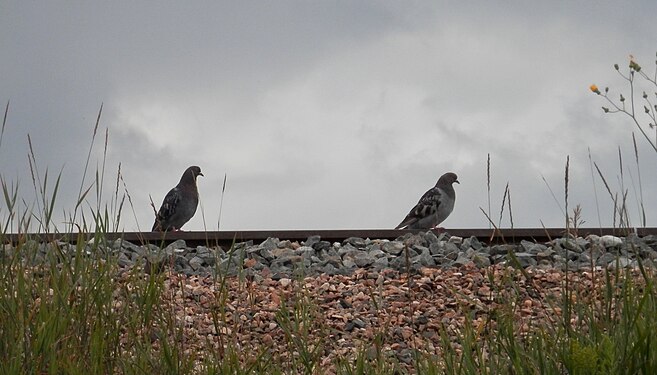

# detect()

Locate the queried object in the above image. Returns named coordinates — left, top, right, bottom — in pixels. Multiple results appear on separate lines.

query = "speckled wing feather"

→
left=152, top=187, right=181, bottom=231
left=395, top=187, right=443, bottom=229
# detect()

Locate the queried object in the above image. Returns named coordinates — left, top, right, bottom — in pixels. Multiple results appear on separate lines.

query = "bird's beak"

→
left=199, top=172, right=204, bottom=177
left=455, top=179, right=460, bottom=184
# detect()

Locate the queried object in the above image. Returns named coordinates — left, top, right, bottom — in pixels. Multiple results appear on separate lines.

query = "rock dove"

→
left=395, top=172, right=459, bottom=230
left=152, top=166, right=203, bottom=231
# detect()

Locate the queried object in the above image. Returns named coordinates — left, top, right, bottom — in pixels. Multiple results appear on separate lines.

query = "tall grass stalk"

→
left=0, top=100, right=8, bottom=151
left=631, top=133, right=647, bottom=227
left=487, top=153, right=491, bottom=229
left=217, top=173, right=227, bottom=230
left=71, top=104, right=103, bottom=230
left=587, top=147, right=604, bottom=231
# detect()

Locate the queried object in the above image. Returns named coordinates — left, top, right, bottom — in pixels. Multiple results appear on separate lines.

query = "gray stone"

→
left=490, top=244, right=516, bottom=256
left=600, top=235, right=622, bottom=248
left=344, top=252, right=375, bottom=268
left=312, top=240, right=332, bottom=252
left=202, top=254, right=217, bottom=267
left=401, top=233, right=431, bottom=248
left=463, top=247, right=476, bottom=258
left=382, top=241, right=404, bottom=256
left=320, top=255, right=343, bottom=268
left=443, top=242, right=460, bottom=256
left=421, top=231, right=440, bottom=244
left=413, top=249, right=435, bottom=267
left=259, top=248, right=274, bottom=262
left=189, top=256, right=204, bottom=271
left=404, top=247, right=419, bottom=258
left=433, top=256, right=453, bottom=266
left=537, top=259, right=553, bottom=268
left=145, top=244, right=161, bottom=252
left=554, top=238, right=583, bottom=252
left=462, top=236, right=483, bottom=251
left=259, top=237, right=279, bottom=251
left=509, top=252, right=537, bottom=268
left=368, top=248, right=386, bottom=259
left=271, top=255, right=305, bottom=268
left=372, top=257, right=389, bottom=270
left=412, top=245, right=429, bottom=255
left=164, top=239, right=187, bottom=253
left=320, top=263, right=346, bottom=276
left=302, top=235, right=321, bottom=248
left=338, top=244, right=359, bottom=257
left=536, top=249, right=556, bottom=262
left=564, top=250, right=580, bottom=261
left=342, top=258, right=357, bottom=269
left=174, top=255, right=190, bottom=270
left=195, top=246, right=211, bottom=256
left=640, top=248, right=657, bottom=260
left=520, top=240, right=547, bottom=254
left=624, top=233, right=642, bottom=245
left=448, top=236, right=463, bottom=245
left=578, top=252, right=591, bottom=264
left=271, top=247, right=295, bottom=258
left=389, top=256, right=410, bottom=271
left=585, top=246, right=604, bottom=262
left=120, top=240, right=143, bottom=254
left=345, top=318, right=366, bottom=331
left=344, top=237, right=367, bottom=249
left=277, top=240, right=293, bottom=249
left=445, top=250, right=459, bottom=261
left=270, top=265, right=292, bottom=278
left=117, top=252, right=134, bottom=268
left=453, top=255, right=472, bottom=267
left=472, top=254, right=491, bottom=268
left=429, top=241, right=445, bottom=256
left=642, top=235, right=657, bottom=248
left=294, top=246, right=316, bottom=259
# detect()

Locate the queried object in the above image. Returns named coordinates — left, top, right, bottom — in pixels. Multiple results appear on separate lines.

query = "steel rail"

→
left=3, top=227, right=656, bottom=248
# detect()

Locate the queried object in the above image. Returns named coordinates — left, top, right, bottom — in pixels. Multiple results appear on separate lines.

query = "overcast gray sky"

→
left=1, top=1, right=656, bottom=232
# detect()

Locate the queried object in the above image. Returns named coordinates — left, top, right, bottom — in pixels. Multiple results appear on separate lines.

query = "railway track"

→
left=3, top=227, right=656, bottom=248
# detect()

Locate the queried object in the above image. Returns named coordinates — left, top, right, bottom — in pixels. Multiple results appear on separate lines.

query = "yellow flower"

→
left=590, top=84, right=600, bottom=94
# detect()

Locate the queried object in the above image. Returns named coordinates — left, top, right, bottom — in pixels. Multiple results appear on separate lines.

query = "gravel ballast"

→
left=7, top=231, right=655, bottom=277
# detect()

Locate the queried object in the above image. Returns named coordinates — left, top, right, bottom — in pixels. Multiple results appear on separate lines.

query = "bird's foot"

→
left=431, top=226, right=446, bottom=233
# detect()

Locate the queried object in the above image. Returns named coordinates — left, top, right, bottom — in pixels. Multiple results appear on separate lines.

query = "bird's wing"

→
left=396, top=187, right=443, bottom=229
left=152, top=187, right=181, bottom=230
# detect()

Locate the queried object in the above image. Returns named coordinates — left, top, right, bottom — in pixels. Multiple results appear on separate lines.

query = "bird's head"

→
left=190, top=166, right=203, bottom=179
left=439, top=172, right=459, bottom=185
left=181, top=166, right=204, bottom=184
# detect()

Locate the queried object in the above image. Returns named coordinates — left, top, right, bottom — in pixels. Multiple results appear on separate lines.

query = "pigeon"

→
left=152, top=166, right=203, bottom=231
left=395, top=172, right=459, bottom=230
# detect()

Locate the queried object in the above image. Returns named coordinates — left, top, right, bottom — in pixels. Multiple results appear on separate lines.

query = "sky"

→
left=1, top=1, right=656, bottom=232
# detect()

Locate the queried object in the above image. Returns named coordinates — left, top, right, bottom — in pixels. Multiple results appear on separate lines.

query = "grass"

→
left=2, top=57, right=657, bottom=374
left=3, top=220, right=656, bottom=373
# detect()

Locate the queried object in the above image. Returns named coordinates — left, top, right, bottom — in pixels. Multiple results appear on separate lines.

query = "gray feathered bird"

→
left=395, top=172, right=459, bottom=230
left=152, top=166, right=203, bottom=231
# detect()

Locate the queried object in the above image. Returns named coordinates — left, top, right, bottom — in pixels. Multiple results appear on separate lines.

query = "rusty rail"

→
left=3, top=227, right=656, bottom=248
